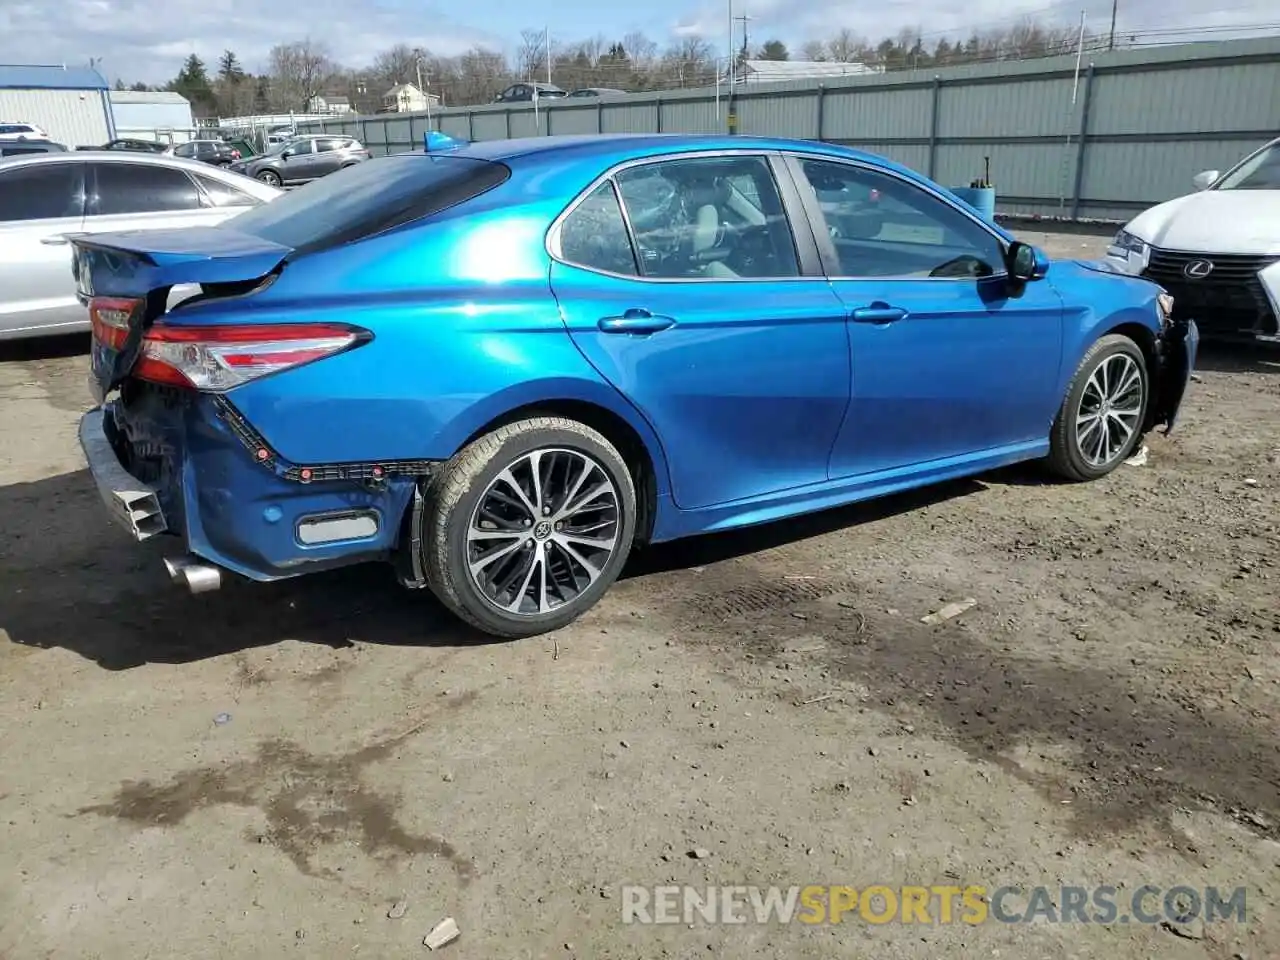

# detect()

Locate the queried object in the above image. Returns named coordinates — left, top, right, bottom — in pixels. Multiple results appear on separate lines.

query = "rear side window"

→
left=90, top=163, right=203, bottom=215
left=558, top=181, right=638, bottom=276
left=194, top=173, right=260, bottom=208
left=228, top=154, right=512, bottom=253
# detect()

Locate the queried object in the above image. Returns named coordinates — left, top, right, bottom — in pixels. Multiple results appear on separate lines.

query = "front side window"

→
left=287, top=139, right=314, bottom=156
left=558, top=181, right=638, bottom=276
left=0, top=163, right=83, bottom=221
left=90, top=163, right=203, bottom=215
left=792, top=158, right=1006, bottom=279
left=612, top=155, right=800, bottom=279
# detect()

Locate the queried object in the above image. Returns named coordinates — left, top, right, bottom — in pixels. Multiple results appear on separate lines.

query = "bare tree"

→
left=799, top=40, right=827, bottom=61
left=827, top=28, right=870, bottom=63
left=517, top=28, right=548, bottom=80
left=267, top=39, right=338, bottom=112
left=372, top=43, right=427, bottom=91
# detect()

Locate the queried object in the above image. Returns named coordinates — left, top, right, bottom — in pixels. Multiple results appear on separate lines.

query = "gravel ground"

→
left=1, top=229, right=1278, bottom=959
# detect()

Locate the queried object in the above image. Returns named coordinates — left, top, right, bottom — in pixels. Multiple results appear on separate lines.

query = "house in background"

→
left=382, top=83, right=439, bottom=113
left=108, top=89, right=194, bottom=142
left=733, top=59, right=885, bottom=84
left=305, top=94, right=351, bottom=114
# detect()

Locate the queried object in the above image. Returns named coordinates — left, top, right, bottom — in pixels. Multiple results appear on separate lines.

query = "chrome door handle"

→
left=598, top=309, right=676, bottom=334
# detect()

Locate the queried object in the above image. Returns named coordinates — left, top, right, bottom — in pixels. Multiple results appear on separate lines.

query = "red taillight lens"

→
left=89, top=296, right=142, bottom=349
left=231, top=149, right=241, bottom=159
left=134, top=323, right=367, bottom=391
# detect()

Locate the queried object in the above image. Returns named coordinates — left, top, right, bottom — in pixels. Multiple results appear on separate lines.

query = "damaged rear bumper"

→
left=77, top=389, right=429, bottom=584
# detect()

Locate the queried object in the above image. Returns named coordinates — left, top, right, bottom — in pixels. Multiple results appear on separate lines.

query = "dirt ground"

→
left=1, top=228, right=1278, bottom=960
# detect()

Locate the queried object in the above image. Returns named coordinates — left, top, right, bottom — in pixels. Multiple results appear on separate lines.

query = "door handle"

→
left=850, top=304, right=908, bottom=324
left=40, top=235, right=68, bottom=246
left=598, top=309, right=676, bottom=334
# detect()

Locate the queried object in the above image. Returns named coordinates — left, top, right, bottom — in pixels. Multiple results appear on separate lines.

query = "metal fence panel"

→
left=286, top=36, right=1280, bottom=221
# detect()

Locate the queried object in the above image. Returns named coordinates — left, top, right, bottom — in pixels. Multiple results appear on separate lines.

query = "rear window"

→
left=227, top=153, right=511, bottom=254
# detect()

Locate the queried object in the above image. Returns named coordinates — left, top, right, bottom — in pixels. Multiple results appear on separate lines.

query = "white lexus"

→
left=1104, top=136, right=1280, bottom=342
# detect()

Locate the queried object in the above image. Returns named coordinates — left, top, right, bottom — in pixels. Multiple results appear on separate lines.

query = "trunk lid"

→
left=72, top=227, right=293, bottom=400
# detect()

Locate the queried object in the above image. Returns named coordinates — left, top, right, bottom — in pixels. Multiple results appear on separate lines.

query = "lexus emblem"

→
left=1183, top=259, right=1214, bottom=279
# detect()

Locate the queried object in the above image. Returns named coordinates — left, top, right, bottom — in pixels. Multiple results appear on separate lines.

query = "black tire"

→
left=257, top=170, right=281, bottom=186
left=1047, top=333, right=1149, bottom=481
left=421, top=416, right=638, bottom=638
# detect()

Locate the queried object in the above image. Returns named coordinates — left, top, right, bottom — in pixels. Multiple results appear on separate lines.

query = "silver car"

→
left=0, top=151, right=282, bottom=341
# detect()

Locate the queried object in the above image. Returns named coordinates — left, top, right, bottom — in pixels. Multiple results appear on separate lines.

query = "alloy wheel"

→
left=1075, top=353, right=1143, bottom=467
left=466, top=448, right=621, bottom=616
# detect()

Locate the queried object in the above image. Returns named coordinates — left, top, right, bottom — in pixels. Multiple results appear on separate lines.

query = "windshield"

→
left=1216, top=140, right=1280, bottom=191
left=228, top=153, right=511, bottom=253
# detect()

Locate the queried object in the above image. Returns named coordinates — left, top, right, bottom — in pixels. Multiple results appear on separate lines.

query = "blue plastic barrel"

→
left=950, top=187, right=996, bottom=222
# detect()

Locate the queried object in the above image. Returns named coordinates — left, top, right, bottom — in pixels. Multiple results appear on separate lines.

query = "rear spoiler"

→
left=70, top=227, right=294, bottom=299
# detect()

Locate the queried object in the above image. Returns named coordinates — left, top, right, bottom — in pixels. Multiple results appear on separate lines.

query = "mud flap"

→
left=1151, top=318, right=1199, bottom=435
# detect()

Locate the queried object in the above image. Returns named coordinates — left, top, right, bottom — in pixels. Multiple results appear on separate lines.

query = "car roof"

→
left=449, top=133, right=908, bottom=177
left=0, top=149, right=262, bottom=180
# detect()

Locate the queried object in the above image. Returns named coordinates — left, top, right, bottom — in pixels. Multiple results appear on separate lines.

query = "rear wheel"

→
left=421, top=417, right=637, bottom=638
left=1047, top=334, right=1149, bottom=481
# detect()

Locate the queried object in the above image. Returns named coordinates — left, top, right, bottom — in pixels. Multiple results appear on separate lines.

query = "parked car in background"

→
left=77, top=138, right=167, bottom=153
left=227, top=135, right=370, bottom=187
left=567, top=87, right=627, bottom=98
left=0, top=151, right=281, bottom=340
left=71, top=134, right=1197, bottom=639
left=164, top=139, right=241, bottom=166
left=493, top=82, right=567, bottom=103
left=1, top=138, right=67, bottom=158
left=0, top=121, right=49, bottom=140
left=1105, top=135, right=1280, bottom=343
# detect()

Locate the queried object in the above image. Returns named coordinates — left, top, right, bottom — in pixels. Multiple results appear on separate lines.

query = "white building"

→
left=108, top=90, right=195, bottom=142
left=733, top=59, right=885, bottom=84
left=382, top=83, right=439, bottom=113
left=306, top=94, right=352, bottom=114
left=0, top=63, right=113, bottom=147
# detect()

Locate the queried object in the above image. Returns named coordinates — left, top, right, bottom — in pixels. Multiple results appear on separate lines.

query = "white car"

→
left=0, top=121, right=49, bottom=140
left=0, top=151, right=282, bottom=340
left=1104, top=136, right=1280, bottom=342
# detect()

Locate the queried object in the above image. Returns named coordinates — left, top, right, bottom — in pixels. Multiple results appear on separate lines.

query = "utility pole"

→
left=727, top=0, right=734, bottom=86
left=735, top=13, right=752, bottom=62
left=1108, top=0, right=1118, bottom=50
left=545, top=26, right=552, bottom=86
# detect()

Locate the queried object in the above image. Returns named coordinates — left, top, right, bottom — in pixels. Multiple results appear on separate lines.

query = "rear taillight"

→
left=231, top=149, right=241, bottom=159
left=89, top=296, right=141, bottom=349
left=134, top=323, right=368, bottom=391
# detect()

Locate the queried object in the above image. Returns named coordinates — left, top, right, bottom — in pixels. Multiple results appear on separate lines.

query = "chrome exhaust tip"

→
left=163, top=555, right=223, bottom=594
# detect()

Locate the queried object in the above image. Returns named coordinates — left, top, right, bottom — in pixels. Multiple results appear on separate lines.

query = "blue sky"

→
left=0, top=0, right=1274, bottom=84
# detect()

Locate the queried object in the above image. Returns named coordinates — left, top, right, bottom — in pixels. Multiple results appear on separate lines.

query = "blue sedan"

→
left=73, top=134, right=1198, bottom=638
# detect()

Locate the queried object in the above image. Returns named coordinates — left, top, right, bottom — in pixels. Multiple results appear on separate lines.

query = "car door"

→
left=0, top=160, right=87, bottom=337
left=313, top=138, right=345, bottom=176
left=549, top=152, right=851, bottom=511
left=783, top=154, right=1064, bottom=478
left=279, top=138, right=319, bottom=182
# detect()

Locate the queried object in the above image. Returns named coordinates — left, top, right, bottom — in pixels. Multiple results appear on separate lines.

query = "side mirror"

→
left=1191, top=169, right=1219, bottom=191
left=280, top=150, right=292, bottom=160
left=1008, top=241, right=1048, bottom=282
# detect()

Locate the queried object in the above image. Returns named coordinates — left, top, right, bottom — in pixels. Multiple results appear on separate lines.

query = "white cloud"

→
left=0, top=0, right=503, bottom=84
left=671, top=0, right=1277, bottom=52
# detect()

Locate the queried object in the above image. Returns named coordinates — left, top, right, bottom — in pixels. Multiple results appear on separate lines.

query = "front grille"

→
left=1142, top=248, right=1279, bottom=336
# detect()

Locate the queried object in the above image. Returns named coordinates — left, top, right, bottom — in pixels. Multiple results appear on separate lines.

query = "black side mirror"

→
left=280, top=150, right=292, bottom=160
left=1007, top=241, right=1048, bottom=282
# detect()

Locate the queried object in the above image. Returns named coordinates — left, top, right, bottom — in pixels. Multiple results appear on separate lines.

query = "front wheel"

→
left=257, top=170, right=281, bottom=186
left=1047, top=333, right=1149, bottom=481
left=421, top=417, right=638, bottom=638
